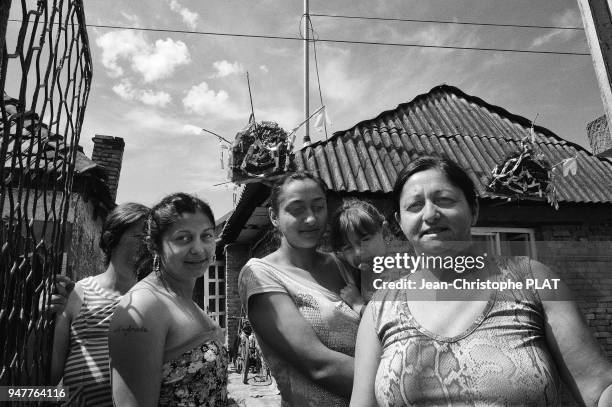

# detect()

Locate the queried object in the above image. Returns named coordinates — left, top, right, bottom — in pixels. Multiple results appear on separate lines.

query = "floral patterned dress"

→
left=159, top=339, right=228, bottom=406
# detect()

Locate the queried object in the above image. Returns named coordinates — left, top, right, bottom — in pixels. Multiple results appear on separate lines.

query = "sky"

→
left=5, top=0, right=604, bottom=220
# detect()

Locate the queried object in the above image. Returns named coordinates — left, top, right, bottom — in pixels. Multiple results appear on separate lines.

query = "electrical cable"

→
left=7, top=19, right=590, bottom=57
left=309, top=13, right=585, bottom=31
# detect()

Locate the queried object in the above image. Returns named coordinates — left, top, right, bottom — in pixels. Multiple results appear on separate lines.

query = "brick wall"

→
left=67, top=194, right=105, bottom=279
left=91, top=135, right=125, bottom=201
left=537, top=224, right=612, bottom=353
left=1, top=190, right=106, bottom=279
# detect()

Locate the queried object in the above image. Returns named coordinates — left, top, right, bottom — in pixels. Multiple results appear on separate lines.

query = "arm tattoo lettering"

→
left=113, top=325, right=149, bottom=335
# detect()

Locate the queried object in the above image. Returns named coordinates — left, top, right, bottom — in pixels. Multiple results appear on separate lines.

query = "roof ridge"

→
left=302, top=84, right=599, bottom=156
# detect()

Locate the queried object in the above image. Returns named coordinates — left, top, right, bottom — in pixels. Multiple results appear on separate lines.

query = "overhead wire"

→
left=309, top=13, right=585, bottom=31
left=7, top=19, right=590, bottom=57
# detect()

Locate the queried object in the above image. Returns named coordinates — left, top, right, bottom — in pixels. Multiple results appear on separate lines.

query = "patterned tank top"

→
left=159, top=339, right=228, bottom=406
left=370, top=256, right=559, bottom=406
left=63, top=277, right=121, bottom=406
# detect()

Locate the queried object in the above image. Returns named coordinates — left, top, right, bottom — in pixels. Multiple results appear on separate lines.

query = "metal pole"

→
left=577, top=0, right=612, bottom=151
left=303, top=0, right=311, bottom=146
left=0, top=0, right=11, bottom=70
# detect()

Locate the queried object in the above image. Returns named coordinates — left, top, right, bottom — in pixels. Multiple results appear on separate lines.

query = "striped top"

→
left=63, top=276, right=121, bottom=407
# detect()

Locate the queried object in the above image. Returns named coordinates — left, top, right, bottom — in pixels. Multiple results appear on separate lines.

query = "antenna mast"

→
left=303, top=0, right=311, bottom=146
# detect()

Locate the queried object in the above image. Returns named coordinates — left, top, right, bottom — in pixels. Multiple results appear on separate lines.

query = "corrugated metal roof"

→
left=295, top=84, right=612, bottom=203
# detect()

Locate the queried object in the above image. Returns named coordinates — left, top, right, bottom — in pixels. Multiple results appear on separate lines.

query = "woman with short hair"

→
left=51, top=202, right=149, bottom=406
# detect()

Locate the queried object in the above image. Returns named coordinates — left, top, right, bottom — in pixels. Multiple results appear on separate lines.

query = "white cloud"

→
left=530, top=9, right=582, bottom=49
left=318, top=46, right=369, bottom=101
left=112, top=80, right=171, bottom=107
left=259, top=65, right=269, bottom=74
left=183, top=81, right=245, bottom=120
left=96, top=30, right=148, bottom=77
left=181, top=124, right=204, bottom=135
left=210, top=60, right=245, bottom=78
left=168, top=0, right=199, bottom=29
left=120, top=12, right=141, bottom=25
left=112, top=81, right=134, bottom=99
left=96, top=30, right=191, bottom=82
left=183, top=82, right=228, bottom=110
left=132, top=38, right=191, bottom=82
left=140, top=90, right=172, bottom=107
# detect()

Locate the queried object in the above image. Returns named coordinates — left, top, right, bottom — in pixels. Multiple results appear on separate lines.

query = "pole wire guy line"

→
left=305, top=17, right=329, bottom=139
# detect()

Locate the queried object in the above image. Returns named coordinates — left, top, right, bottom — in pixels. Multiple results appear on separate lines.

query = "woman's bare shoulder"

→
left=114, top=280, right=171, bottom=323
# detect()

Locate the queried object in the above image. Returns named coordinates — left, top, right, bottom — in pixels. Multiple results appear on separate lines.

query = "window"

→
left=203, top=261, right=226, bottom=331
left=471, top=227, right=536, bottom=259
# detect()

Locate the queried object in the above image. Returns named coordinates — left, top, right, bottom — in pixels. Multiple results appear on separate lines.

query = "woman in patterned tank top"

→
left=350, top=155, right=612, bottom=407
left=50, top=202, right=149, bottom=406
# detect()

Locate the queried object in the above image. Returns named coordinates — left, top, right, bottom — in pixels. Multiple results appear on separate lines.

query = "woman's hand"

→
left=39, top=275, right=75, bottom=316
left=340, top=284, right=366, bottom=316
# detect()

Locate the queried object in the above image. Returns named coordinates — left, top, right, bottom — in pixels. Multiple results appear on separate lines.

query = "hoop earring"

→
left=153, top=255, right=160, bottom=274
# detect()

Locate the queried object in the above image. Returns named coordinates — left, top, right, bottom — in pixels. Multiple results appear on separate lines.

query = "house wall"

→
left=1, top=190, right=105, bottom=279
left=66, top=194, right=105, bottom=279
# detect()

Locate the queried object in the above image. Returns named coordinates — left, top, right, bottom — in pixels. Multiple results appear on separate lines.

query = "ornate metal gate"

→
left=0, top=0, right=92, bottom=386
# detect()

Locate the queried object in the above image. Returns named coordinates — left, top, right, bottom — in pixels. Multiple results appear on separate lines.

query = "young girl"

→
left=330, top=200, right=388, bottom=310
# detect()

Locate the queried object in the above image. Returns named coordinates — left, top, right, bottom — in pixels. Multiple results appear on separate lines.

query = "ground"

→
left=227, top=364, right=281, bottom=407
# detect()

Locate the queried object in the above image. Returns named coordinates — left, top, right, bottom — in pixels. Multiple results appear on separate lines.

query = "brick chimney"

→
left=587, top=115, right=612, bottom=158
left=91, top=135, right=125, bottom=202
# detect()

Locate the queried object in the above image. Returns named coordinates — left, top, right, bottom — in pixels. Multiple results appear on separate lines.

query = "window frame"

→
left=471, top=227, right=537, bottom=259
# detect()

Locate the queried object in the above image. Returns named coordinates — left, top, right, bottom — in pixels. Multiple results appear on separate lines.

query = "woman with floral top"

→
left=110, top=193, right=227, bottom=407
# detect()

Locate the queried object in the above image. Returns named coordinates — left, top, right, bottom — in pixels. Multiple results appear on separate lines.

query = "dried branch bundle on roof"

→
left=487, top=140, right=558, bottom=208
left=229, top=120, right=295, bottom=183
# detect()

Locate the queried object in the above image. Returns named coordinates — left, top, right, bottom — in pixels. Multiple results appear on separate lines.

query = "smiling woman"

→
left=238, top=172, right=360, bottom=407
left=350, top=155, right=612, bottom=407
left=109, top=193, right=227, bottom=407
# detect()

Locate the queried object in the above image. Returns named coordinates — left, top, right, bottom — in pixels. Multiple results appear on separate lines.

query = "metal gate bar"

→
left=0, top=0, right=92, bottom=387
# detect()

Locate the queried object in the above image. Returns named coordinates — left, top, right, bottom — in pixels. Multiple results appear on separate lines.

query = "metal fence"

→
left=0, top=0, right=92, bottom=386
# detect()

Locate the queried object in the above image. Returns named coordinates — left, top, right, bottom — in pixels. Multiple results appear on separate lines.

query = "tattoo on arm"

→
left=113, top=325, right=149, bottom=335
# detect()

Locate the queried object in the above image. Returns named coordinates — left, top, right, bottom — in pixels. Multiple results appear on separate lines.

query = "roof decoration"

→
left=229, top=119, right=294, bottom=183
left=487, top=138, right=557, bottom=208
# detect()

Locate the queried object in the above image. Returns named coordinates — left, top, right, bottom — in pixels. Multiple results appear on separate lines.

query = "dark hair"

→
left=392, top=155, right=478, bottom=213
left=100, top=202, right=150, bottom=265
left=145, top=193, right=215, bottom=255
left=330, top=200, right=385, bottom=251
left=269, top=171, right=328, bottom=214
